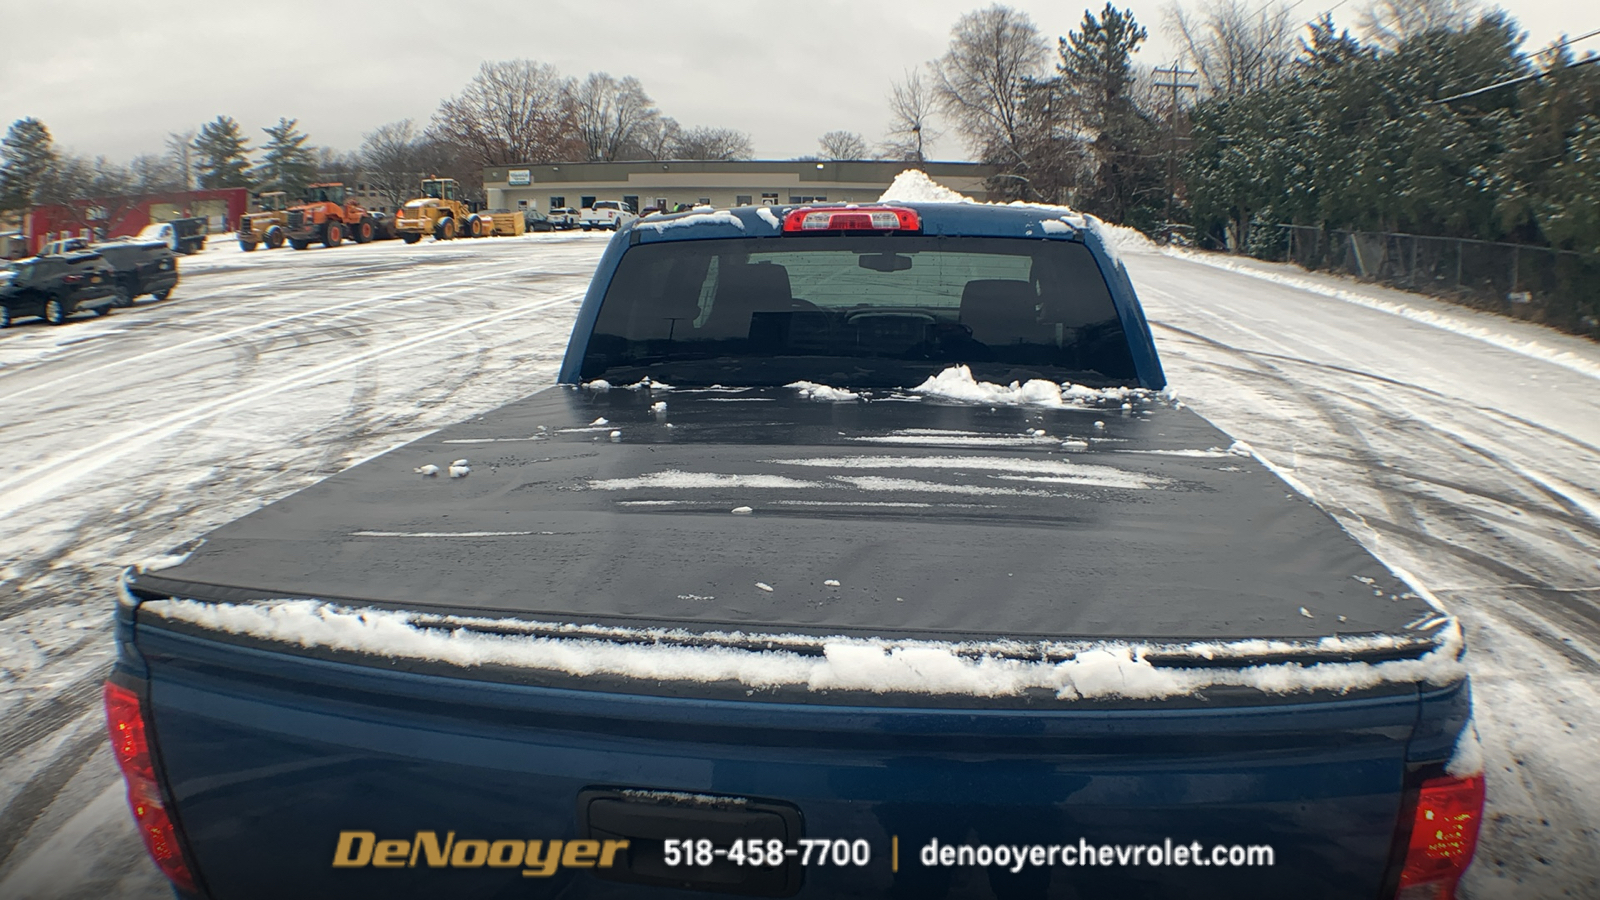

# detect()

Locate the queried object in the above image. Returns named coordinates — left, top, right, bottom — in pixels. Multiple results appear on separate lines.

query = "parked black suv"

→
left=1, top=251, right=117, bottom=327
left=40, top=237, right=179, bottom=307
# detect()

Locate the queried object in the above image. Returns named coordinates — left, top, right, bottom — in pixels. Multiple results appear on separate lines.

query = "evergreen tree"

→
left=1057, top=4, right=1165, bottom=227
left=193, top=116, right=253, bottom=189
left=254, top=118, right=318, bottom=194
left=0, top=117, right=59, bottom=212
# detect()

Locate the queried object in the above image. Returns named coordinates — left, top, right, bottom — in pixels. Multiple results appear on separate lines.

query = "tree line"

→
left=0, top=60, right=761, bottom=216
left=5, top=5, right=1596, bottom=275
left=912, top=0, right=1599, bottom=273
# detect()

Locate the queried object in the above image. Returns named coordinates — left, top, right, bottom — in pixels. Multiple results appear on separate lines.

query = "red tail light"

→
left=1395, top=772, right=1485, bottom=899
left=62, top=274, right=85, bottom=285
left=104, top=682, right=199, bottom=894
left=782, top=206, right=920, bottom=233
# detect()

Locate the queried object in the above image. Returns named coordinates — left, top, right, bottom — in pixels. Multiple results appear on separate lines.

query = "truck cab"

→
left=579, top=199, right=639, bottom=231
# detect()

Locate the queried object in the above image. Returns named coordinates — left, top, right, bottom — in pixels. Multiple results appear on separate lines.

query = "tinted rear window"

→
left=580, top=235, right=1136, bottom=387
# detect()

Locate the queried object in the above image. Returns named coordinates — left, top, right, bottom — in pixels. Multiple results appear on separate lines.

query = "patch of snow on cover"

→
left=140, top=597, right=1465, bottom=700
left=583, top=379, right=612, bottom=391
left=852, top=433, right=1062, bottom=448
left=877, top=170, right=973, bottom=204
left=589, top=471, right=822, bottom=491
left=912, top=365, right=1158, bottom=409
left=636, top=211, right=745, bottom=233
left=1165, top=249, right=1600, bottom=384
left=770, top=455, right=1164, bottom=489
left=774, top=500, right=936, bottom=508
left=756, top=206, right=782, bottom=230
left=787, top=381, right=862, bottom=401
left=1123, top=448, right=1231, bottom=458
left=353, top=525, right=540, bottom=531
left=831, top=475, right=1056, bottom=497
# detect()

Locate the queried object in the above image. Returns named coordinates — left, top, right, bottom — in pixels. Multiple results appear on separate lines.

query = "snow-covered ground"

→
left=0, top=232, right=1595, bottom=898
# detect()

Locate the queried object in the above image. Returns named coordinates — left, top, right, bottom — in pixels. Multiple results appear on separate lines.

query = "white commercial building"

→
left=482, top=159, right=997, bottom=213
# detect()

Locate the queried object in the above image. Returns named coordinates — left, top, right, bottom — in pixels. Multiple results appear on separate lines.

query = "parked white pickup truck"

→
left=579, top=200, right=638, bottom=231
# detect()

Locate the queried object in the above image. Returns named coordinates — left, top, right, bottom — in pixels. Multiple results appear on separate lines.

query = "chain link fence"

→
left=1271, top=225, right=1600, bottom=338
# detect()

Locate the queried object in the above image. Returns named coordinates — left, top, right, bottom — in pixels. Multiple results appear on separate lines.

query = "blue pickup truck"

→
left=107, top=201, right=1485, bottom=899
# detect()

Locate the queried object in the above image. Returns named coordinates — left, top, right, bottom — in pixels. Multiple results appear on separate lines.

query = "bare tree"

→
left=165, top=130, right=197, bottom=191
left=1164, top=0, right=1297, bottom=97
left=128, top=154, right=184, bottom=194
left=573, top=73, right=660, bottom=161
left=817, top=130, right=870, bottom=160
left=1357, top=0, right=1478, bottom=48
left=930, top=4, right=1051, bottom=163
left=431, top=60, right=578, bottom=167
left=361, top=119, right=435, bottom=210
left=313, top=148, right=364, bottom=186
left=882, top=68, right=942, bottom=162
left=624, top=116, right=682, bottom=160
left=670, top=126, right=755, bottom=160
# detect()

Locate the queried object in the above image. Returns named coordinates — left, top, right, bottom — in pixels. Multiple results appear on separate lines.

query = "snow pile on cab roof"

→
left=878, top=169, right=975, bottom=204
left=878, top=169, right=1157, bottom=259
left=140, top=596, right=1464, bottom=701
left=912, top=365, right=1156, bottom=408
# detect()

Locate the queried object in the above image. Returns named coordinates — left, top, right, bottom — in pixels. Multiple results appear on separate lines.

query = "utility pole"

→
left=1151, top=67, right=1198, bottom=235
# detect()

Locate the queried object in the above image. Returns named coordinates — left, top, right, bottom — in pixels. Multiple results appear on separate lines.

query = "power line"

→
left=1433, top=53, right=1600, bottom=104
left=1546, top=27, right=1600, bottom=53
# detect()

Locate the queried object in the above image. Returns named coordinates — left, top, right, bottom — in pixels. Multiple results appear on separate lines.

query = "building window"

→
left=697, top=198, right=711, bottom=206
left=735, top=195, right=752, bottom=206
left=580, top=196, right=596, bottom=209
left=789, top=195, right=827, bottom=203
left=654, top=197, right=668, bottom=210
left=761, top=193, right=778, bottom=205
left=622, top=195, right=640, bottom=212
left=549, top=196, right=565, bottom=209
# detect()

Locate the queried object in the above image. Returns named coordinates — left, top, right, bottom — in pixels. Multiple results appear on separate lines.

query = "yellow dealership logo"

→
left=332, top=831, right=630, bottom=878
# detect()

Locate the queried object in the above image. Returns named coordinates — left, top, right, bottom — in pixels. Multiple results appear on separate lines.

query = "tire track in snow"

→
left=0, top=287, right=583, bottom=521
left=0, top=256, right=547, bottom=408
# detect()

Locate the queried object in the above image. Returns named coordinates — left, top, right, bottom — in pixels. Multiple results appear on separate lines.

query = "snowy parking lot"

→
left=1, top=231, right=1596, bottom=898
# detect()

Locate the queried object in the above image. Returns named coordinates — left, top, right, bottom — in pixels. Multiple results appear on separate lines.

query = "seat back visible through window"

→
left=700, top=262, right=794, bottom=339
left=958, top=279, right=1045, bottom=348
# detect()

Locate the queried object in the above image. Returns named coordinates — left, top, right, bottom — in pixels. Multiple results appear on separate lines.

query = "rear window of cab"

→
left=581, top=235, right=1136, bottom=388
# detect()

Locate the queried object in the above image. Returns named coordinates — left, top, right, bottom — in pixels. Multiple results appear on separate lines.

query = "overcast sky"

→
left=0, top=0, right=1590, bottom=165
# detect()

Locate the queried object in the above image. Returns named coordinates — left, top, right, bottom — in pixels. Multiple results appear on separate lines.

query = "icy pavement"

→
left=0, top=231, right=610, bottom=898
left=0, top=233, right=1595, bottom=897
left=1133, top=252, right=1600, bottom=899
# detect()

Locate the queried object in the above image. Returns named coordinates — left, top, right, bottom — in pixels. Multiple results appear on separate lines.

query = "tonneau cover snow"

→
left=131, top=386, right=1448, bottom=657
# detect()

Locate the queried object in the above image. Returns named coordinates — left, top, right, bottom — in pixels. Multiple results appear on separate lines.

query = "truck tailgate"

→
left=135, top=621, right=1461, bottom=900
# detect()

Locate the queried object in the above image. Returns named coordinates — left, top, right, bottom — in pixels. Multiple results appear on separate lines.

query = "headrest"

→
left=959, top=279, right=1043, bottom=347
left=715, top=262, right=792, bottom=306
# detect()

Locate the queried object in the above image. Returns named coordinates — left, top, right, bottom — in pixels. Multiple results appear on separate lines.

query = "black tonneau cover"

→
left=134, top=386, right=1438, bottom=649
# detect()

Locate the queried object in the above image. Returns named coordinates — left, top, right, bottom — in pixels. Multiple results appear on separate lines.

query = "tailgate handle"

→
left=577, top=787, right=803, bottom=897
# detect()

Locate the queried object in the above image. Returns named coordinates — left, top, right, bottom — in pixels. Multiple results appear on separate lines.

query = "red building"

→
left=20, top=188, right=249, bottom=256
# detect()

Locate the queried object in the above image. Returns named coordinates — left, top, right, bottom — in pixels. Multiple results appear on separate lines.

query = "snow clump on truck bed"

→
left=911, top=365, right=1158, bottom=408
left=140, top=595, right=1465, bottom=702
